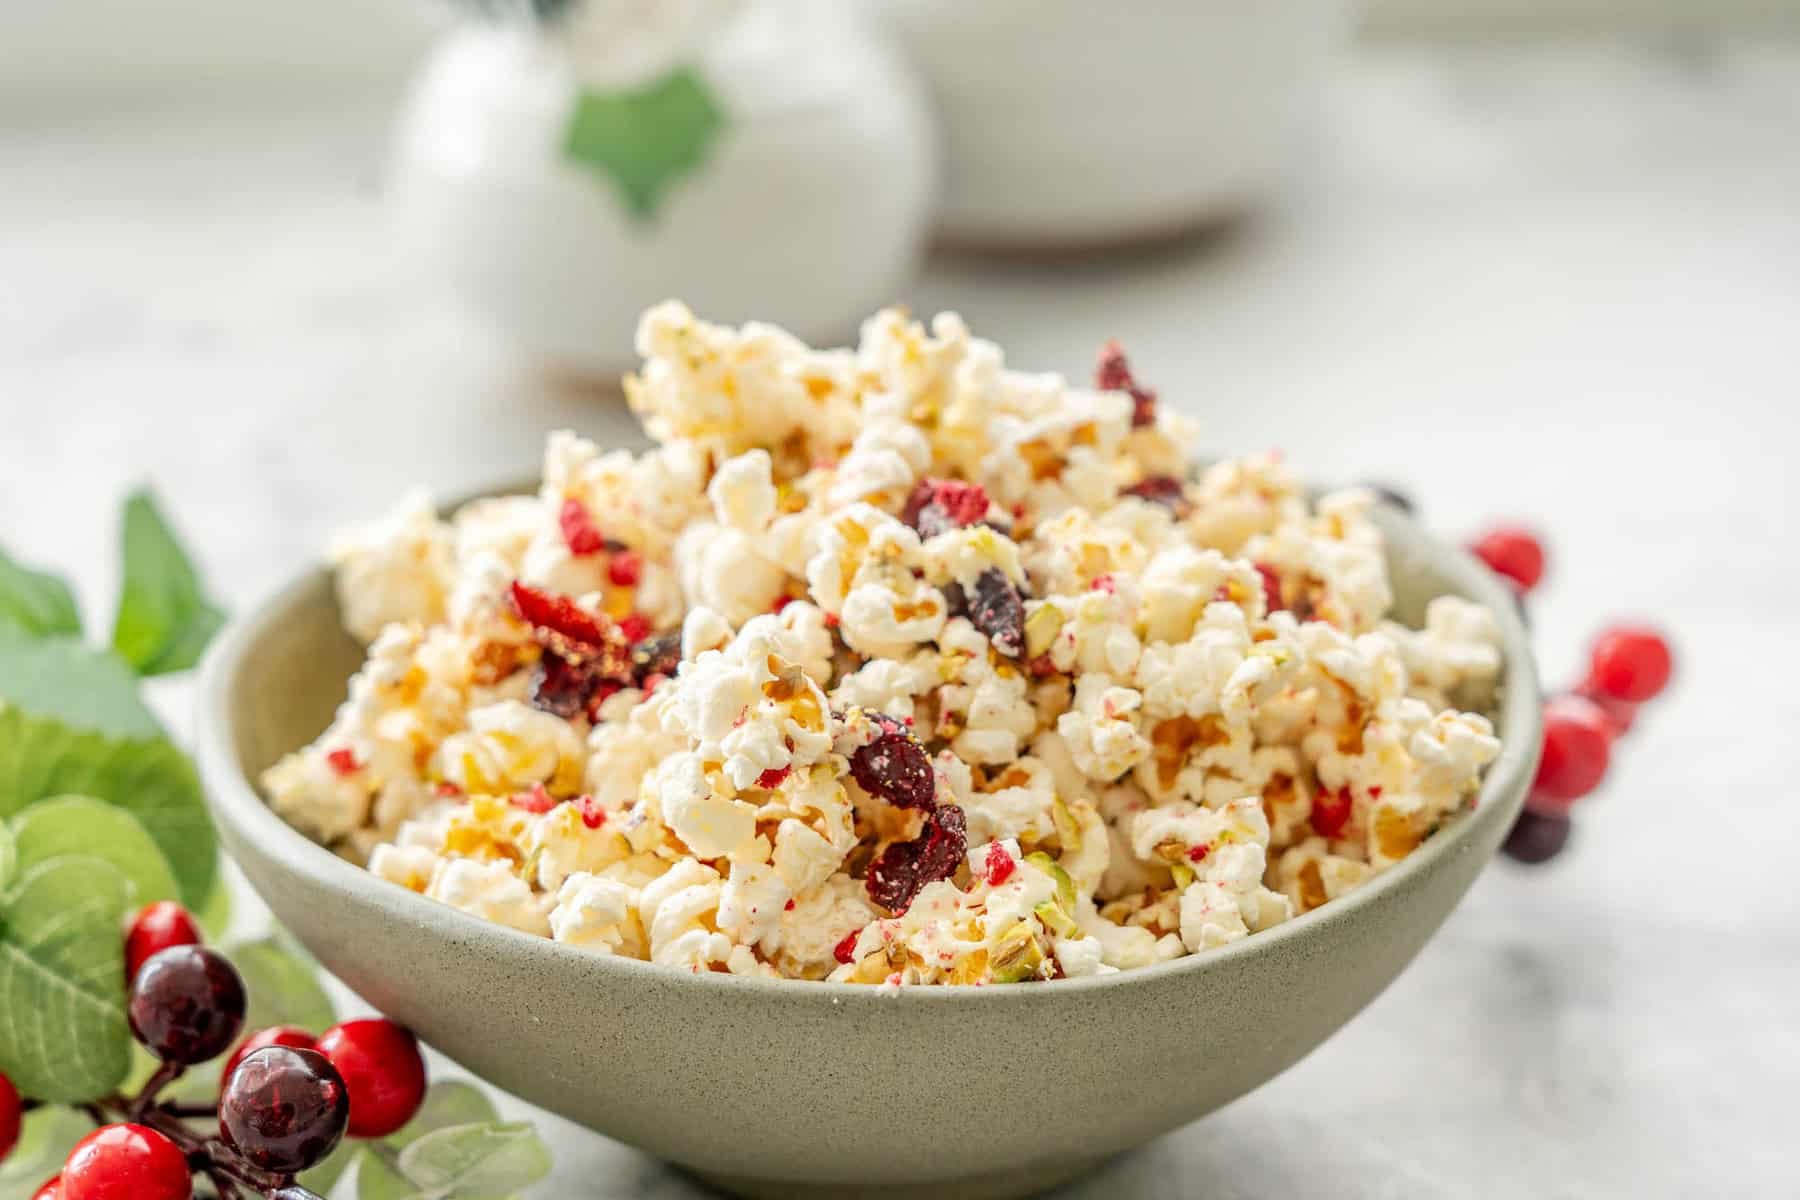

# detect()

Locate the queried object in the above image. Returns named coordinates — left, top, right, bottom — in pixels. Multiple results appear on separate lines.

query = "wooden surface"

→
left=2, top=41, right=1795, bottom=1199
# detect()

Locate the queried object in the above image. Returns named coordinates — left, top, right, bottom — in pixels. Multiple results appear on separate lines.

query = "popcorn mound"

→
left=263, top=303, right=1504, bottom=985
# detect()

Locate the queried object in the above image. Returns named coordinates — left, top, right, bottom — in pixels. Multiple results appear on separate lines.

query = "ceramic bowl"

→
left=197, top=501, right=1540, bottom=1200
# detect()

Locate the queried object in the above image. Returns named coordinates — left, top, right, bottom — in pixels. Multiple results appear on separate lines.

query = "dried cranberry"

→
left=558, top=498, right=605, bottom=557
left=867, top=805, right=967, bottom=913
left=1095, top=340, right=1157, bottom=428
left=530, top=652, right=598, bottom=720
left=967, top=568, right=1025, bottom=658
left=629, top=631, right=682, bottom=686
left=902, top=478, right=990, bottom=539
left=1122, top=475, right=1189, bottom=514
left=849, top=716, right=936, bottom=811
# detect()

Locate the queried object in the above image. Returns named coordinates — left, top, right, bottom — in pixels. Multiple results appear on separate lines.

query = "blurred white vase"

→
left=868, top=0, right=1351, bottom=250
left=389, top=1, right=935, bottom=375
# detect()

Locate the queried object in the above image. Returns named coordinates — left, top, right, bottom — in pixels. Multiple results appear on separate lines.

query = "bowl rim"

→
left=196, top=495, right=1541, bottom=1007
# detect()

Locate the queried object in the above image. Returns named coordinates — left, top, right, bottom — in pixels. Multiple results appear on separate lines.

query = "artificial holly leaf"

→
left=111, top=489, right=226, bottom=677
left=0, top=823, right=12, bottom=894
left=562, top=67, right=726, bottom=220
left=0, top=629, right=162, bottom=738
left=0, top=856, right=135, bottom=1102
left=229, top=932, right=338, bottom=1034
left=0, top=1105, right=93, bottom=1200
left=363, top=1122, right=551, bottom=1200
left=355, top=1081, right=503, bottom=1199
left=0, top=705, right=215, bottom=908
left=0, top=545, right=81, bottom=639
left=9, top=795, right=180, bottom=909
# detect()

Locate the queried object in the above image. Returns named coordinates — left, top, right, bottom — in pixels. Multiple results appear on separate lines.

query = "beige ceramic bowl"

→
left=197, top=502, right=1540, bottom=1200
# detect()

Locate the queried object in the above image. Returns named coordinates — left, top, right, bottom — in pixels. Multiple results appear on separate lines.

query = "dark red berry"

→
left=315, top=1019, right=427, bottom=1139
left=60, top=1124, right=191, bottom=1200
left=1529, top=696, right=1612, bottom=813
left=125, top=902, right=203, bottom=983
left=901, top=478, right=992, bottom=539
left=1468, top=525, right=1546, bottom=592
left=1586, top=625, right=1673, bottom=703
left=1502, top=809, right=1572, bottom=865
left=220, top=1046, right=350, bottom=1174
left=866, top=804, right=967, bottom=913
left=31, top=1176, right=61, bottom=1200
left=128, top=945, right=246, bottom=1065
left=1, top=1070, right=21, bottom=1162
left=1095, top=340, right=1157, bottom=428
left=558, top=498, right=605, bottom=556
left=966, top=568, right=1025, bottom=658
left=849, top=716, right=935, bottom=811
left=221, top=1025, right=317, bottom=1088
left=1121, top=475, right=1189, bottom=515
left=1311, top=786, right=1353, bottom=840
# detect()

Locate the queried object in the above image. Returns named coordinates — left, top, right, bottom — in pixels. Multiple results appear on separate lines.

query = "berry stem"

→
left=131, top=1060, right=187, bottom=1121
left=160, top=1101, right=221, bottom=1119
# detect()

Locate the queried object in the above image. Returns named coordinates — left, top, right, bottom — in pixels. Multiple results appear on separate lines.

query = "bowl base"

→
left=686, top=1155, right=1110, bottom=1200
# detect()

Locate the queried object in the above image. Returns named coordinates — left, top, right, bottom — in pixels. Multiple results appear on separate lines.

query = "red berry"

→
left=60, top=1124, right=191, bottom=1200
left=1469, top=525, right=1546, bottom=592
left=1530, top=696, right=1613, bottom=812
left=32, top=1176, right=62, bottom=1200
left=1574, top=682, right=1638, bottom=737
left=1, top=1070, right=21, bottom=1162
left=220, top=1046, right=349, bottom=1174
left=124, top=902, right=202, bottom=983
left=1586, top=624, right=1673, bottom=703
left=221, top=1025, right=317, bottom=1088
left=316, top=1019, right=427, bottom=1138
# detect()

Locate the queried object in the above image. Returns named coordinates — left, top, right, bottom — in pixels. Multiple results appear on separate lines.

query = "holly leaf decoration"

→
left=360, top=1123, right=551, bottom=1200
left=0, top=545, right=81, bottom=639
left=0, top=1105, right=93, bottom=1200
left=229, top=933, right=338, bottom=1033
left=0, top=856, right=135, bottom=1102
left=0, top=706, right=216, bottom=909
left=0, top=823, right=12, bottom=894
left=110, top=489, right=226, bottom=677
left=8, top=795, right=181, bottom=910
left=0, top=629, right=162, bottom=739
left=562, top=67, right=726, bottom=220
left=356, top=1081, right=503, bottom=1199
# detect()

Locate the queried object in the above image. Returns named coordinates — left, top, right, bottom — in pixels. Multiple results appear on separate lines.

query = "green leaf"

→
left=197, top=870, right=233, bottom=940
left=227, top=933, right=337, bottom=1033
left=0, top=706, right=215, bottom=908
left=110, top=489, right=226, bottom=677
left=0, top=546, right=81, bottom=639
left=0, top=857, right=134, bottom=1102
left=562, top=67, right=726, bottom=220
left=299, top=1139, right=360, bottom=1197
left=0, top=823, right=13, bottom=894
left=364, top=1123, right=551, bottom=1200
left=0, top=1105, right=93, bottom=1200
left=0, top=629, right=162, bottom=738
left=357, top=1082, right=504, bottom=1200
left=9, top=795, right=181, bottom=909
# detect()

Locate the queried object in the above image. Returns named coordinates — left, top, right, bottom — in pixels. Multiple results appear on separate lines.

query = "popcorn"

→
left=274, top=302, right=1506, bottom=987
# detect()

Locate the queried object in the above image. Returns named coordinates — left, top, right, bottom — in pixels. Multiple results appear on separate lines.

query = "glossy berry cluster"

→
left=0, top=902, right=430, bottom=1200
left=1465, top=523, right=1675, bottom=865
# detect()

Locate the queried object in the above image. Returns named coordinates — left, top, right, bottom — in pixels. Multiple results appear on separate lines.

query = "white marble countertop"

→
left=4, top=40, right=1797, bottom=1198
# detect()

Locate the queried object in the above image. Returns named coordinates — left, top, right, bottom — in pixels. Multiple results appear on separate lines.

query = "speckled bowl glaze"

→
left=197, top=501, right=1540, bottom=1200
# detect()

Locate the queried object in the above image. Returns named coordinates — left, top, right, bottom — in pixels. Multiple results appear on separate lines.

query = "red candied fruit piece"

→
left=618, top=613, right=653, bottom=643
left=867, top=804, right=967, bottom=914
left=1468, top=525, right=1546, bottom=593
left=576, top=795, right=607, bottom=829
left=558, top=498, right=605, bottom=557
left=607, top=550, right=643, bottom=587
left=849, top=716, right=936, bottom=810
left=756, top=766, right=793, bottom=790
left=982, top=842, right=1016, bottom=887
left=1095, top=340, right=1157, bottom=428
left=509, top=783, right=558, bottom=815
left=833, top=930, right=861, bottom=965
left=1255, top=563, right=1284, bottom=613
left=510, top=581, right=616, bottom=656
left=325, top=747, right=359, bottom=776
left=1311, top=785, right=1354, bottom=839
left=901, top=477, right=991, bottom=538
left=1586, top=624, right=1673, bottom=704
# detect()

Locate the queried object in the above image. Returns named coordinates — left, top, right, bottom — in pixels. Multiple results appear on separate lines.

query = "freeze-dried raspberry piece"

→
left=755, top=766, right=792, bottom=790
left=629, top=630, right=682, bottom=686
left=1255, top=563, right=1284, bottom=613
left=902, top=477, right=990, bottom=539
left=607, top=550, right=643, bottom=587
left=577, top=795, right=607, bottom=829
left=510, top=581, right=623, bottom=665
left=1095, top=340, right=1157, bottom=428
left=849, top=714, right=935, bottom=811
left=833, top=930, right=861, bottom=964
left=510, top=783, right=558, bottom=814
left=967, top=568, right=1025, bottom=658
left=559, top=498, right=605, bottom=556
left=1122, top=475, right=1190, bottom=515
left=866, top=804, right=967, bottom=914
left=325, top=747, right=360, bottom=776
left=1312, top=785, right=1353, bottom=839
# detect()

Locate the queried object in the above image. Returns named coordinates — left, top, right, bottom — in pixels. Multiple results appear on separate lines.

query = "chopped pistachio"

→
left=1034, top=899, right=1079, bottom=939
left=1025, top=852, right=1078, bottom=914
left=1024, top=602, right=1064, bottom=658
left=1169, top=862, right=1197, bottom=890
left=1051, top=798, right=1082, bottom=853
left=989, top=919, right=1047, bottom=983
